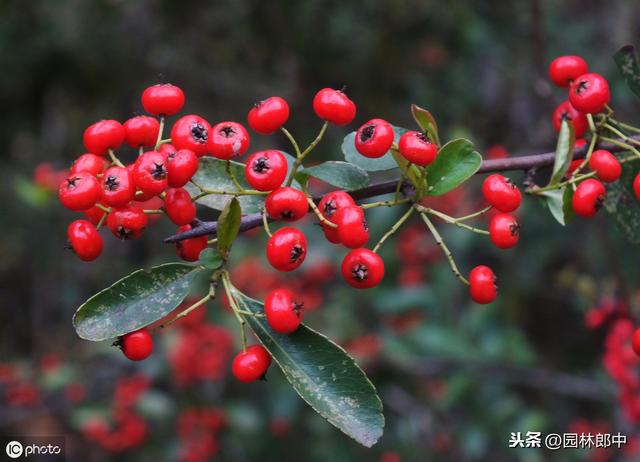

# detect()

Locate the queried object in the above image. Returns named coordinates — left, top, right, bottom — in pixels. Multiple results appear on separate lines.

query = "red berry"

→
left=167, top=149, right=199, bottom=188
left=70, top=153, right=108, bottom=176
left=67, top=220, right=103, bottom=261
left=208, top=121, right=250, bottom=160
left=265, top=187, right=308, bottom=221
left=247, top=96, right=290, bottom=134
left=164, top=188, right=196, bottom=226
left=171, top=115, right=211, bottom=156
left=572, top=178, right=606, bottom=217
left=334, top=205, right=369, bottom=248
left=398, top=131, right=438, bottom=166
left=141, top=84, right=185, bottom=116
left=489, top=213, right=520, bottom=249
left=107, top=205, right=148, bottom=240
left=312, top=88, right=356, bottom=125
left=318, top=191, right=356, bottom=244
left=588, top=150, right=621, bottom=183
left=244, top=150, right=288, bottom=191
left=481, top=174, right=521, bottom=213
left=58, top=171, right=102, bottom=211
left=232, top=345, right=272, bottom=382
left=83, top=120, right=125, bottom=155
left=266, top=227, right=307, bottom=272
left=469, top=265, right=497, bottom=304
left=552, top=100, right=588, bottom=138
left=548, top=56, right=588, bottom=87
left=120, top=328, right=153, bottom=361
left=84, top=204, right=107, bottom=225
left=354, top=118, right=394, bottom=158
left=265, top=288, right=303, bottom=334
left=632, top=328, right=640, bottom=356
left=123, top=116, right=161, bottom=147
left=101, top=166, right=136, bottom=207
left=133, top=151, right=168, bottom=196
left=175, top=225, right=208, bottom=262
left=569, top=73, right=610, bottom=114
left=158, top=143, right=176, bottom=157
left=341, top=248, right=384, bottom=289
left=634, top=173, right=640, bottom=200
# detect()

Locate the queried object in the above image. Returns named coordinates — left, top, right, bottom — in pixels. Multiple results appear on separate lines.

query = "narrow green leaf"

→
left=539, top=189, right=567, bottom=225
left=198, top=248, right=223, bottom=269
left=604, top=161, right=640, bottom=244
left=562, top=186, right=575, bottom=224
left=73, top=263, right=204, bottom=341
left=614, top=44, right=640, bottom=98
left=300, top=161, right=369, bottom=190
left=231, top=287, right=384, bottom=447
left=548, top=120, right=575, bottom=186
left=425, top=139, right=482, bottom=196
left=411, top=104, right=440, bottom=146
left=216, top=197, right=241, bottom=256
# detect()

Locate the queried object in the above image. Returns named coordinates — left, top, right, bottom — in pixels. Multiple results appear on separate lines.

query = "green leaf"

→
left=185, top=158, right=264, bottom=213
left=231, top=287, right=384, bottom=447
left=391, top=150, right=424, bottom=192
left=539, top=187, right=575, bottom=226
left=425, top=139, right=482, bottom=196
left=604, top=161, right=640, bottom=244
left=341, top=127, right=408, bottom=172
left=411, top=104, right=440, bottom=146
left=614, top=44, right=640, bottom=98
left=548, top=120, right=575, bottom=186
left=73, top=263, right=204, bottom=341
left=300, top=161, right=369, bottom=190
left=216, top=197, right=241, bottom=256
left=198, top=248, right=223, bottom=269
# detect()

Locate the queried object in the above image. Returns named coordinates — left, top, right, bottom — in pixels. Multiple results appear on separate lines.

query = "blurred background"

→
left=2, top=0, right=640, bottom=460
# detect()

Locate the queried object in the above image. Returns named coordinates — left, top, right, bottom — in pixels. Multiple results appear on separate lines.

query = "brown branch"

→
left=164, top=135, right=640, bottom=243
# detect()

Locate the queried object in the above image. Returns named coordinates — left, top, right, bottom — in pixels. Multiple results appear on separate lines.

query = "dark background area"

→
left=1, top=1, right=640, bottom=461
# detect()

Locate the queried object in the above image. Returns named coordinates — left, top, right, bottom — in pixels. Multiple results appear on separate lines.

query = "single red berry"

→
left=634, top=173, right=640, bottom=200
left=232, top=345, right=272, bottom=382
left=265, top=288, right=303, bottom=334
left=398, top=130, right=438, bottom=166
left=174, top=225, right=208, bottom=262
left=569, top=73, right=610, bottom=114
left=107, top=205, right=148, bottom=240
left=354, top=118, right=394, bottom=158
left=167, top=149, right=199, bottom=188
left=247, top=96, right=290, bottom=134
left=469, top=265, right=497, bottom=304
left=481, top=174, right=521, bottom=212
left=632, top=328, right=640, bottom=356
left=70, top=153, right=108, bottom=176
left=164, top=188, right=196, bottom=226
left=552, top=100, right=588, bottom=138
left=58, top=171, right=102, bottom=211
left=67, top=220, right=103, bottom=261
left=208, top=121, right=250, bottom=160
left=120, top=328, right=153, bottom=361
left=334, top=205, right=369, bottom=248
left=341, top=248, right=384, bottom=289
left=572, top=178, right=606, bottom=217
left=83, top=120, right=125, bottom=155
left=548, top=56, right=589, bottom=87
left=588, top=150, right=621, bottom=183
left=265, top=187, right=308, bottom=221
left=312, top=88, right=356, bottom=125
left=133, top=151, right=168, bottom=196
left=158, top=143, right=176, bottom=157
left=123, top=115, right=161, bottom=147
left=141, top=84, right=185, bottom=116
left=171, top=115, right=211, bottom=156
left=84, top=204, right=107, bottom=225
left=318, top=191, right=356, bottom=244
left=101, top=166, right=136, bottom=207
left=266, top=227, right=307, bottom=272
left=244, top=150, right=288, bottom=191
left=489, top=213, right=520, bottom=249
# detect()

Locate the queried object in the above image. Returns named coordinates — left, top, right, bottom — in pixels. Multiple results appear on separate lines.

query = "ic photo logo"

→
left=5, top=441, right=23, bottom=459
